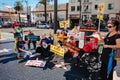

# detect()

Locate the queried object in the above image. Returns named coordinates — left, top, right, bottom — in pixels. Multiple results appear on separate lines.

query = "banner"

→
left=50, top=45, right=64, bottom=57
left=25, top=35, right=40, bottom=41
left=97, top=3, right=104, bottom=20
left=59, top=20, right=70, bottom=28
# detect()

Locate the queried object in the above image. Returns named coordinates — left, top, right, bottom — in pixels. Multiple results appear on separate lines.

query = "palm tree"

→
left=14, top=1, right=23, bottom=23
left=38, top=0, right=52, bottom=23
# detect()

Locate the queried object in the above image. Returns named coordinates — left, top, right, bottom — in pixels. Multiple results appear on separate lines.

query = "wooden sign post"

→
left=57, top=32, right=68, bottom=44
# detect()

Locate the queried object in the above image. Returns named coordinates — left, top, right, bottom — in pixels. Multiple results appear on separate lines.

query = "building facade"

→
left=32, top=3, right=68, bottom=24
left=91, top=0, right=120, bottom=20
left=0, top=10, right=27, bottom=24
left=68, top=0, right=120, bottom=26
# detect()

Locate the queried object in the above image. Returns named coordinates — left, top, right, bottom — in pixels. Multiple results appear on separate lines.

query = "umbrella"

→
left=107, top=50, right=115, bottom=78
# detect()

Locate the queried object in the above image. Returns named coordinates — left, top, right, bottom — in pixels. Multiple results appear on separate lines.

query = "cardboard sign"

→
left=25, top=35, right=40, bottom=41
left=25, top=60, right=46, bottom=67
left=63, top=43, right=80, bottom=54
left=67, top=32, right=85, bottom=48
left=50, top=45, right=64, bottom=57
left=59, top=20, right=70, bottom=28
left=68, top=32, right=85, bottom=40
left=80, top=26, right=96, bottom=32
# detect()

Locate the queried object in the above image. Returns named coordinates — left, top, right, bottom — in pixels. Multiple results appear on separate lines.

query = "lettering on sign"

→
left=50, top=45, right=64, bottom=57
left=25, top=60, right=46, bottom=67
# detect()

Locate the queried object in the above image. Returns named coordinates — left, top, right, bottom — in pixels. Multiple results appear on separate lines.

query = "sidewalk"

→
left=0, top=32, right=14, bottom=43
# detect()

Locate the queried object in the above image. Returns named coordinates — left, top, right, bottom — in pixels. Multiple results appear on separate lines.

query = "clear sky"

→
left=0, top=0, right=68, bottom=10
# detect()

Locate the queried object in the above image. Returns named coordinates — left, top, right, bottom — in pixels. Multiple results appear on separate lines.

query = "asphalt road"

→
left=0, top=28, right=120, bottom=80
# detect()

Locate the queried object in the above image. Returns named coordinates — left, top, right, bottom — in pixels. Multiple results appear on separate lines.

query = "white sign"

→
left=67, top=32, right=85, bottom=48
left=25, top=60, right=46, bottom=67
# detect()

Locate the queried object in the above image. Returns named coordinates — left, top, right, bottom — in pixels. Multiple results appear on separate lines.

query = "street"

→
left=0, top=28, right=120, bottom=80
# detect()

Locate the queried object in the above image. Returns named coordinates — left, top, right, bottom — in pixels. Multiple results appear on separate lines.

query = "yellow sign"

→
left=97, top=3, right=104, bottom=20
left=59, top=20, right=70, bottom=28
left=50, top=45, right=64, bottom=57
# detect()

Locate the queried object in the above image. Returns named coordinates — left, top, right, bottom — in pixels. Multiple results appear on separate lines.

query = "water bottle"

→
left=98, top=41, right=104, bottom=54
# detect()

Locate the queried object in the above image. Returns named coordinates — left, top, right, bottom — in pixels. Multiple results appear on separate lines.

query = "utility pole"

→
left=25, top=0, right=30, bottom=26
left=79, top=0, right=82, bottom=26
left=54, top=0, right=57, bottom=34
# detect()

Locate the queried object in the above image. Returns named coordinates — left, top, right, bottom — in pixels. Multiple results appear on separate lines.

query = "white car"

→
left=36, top=23, right=50, bottom=29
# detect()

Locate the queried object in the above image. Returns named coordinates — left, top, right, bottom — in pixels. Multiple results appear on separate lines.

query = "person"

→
left=13, top=21, right=19, bottom=28
left=36, top=33, right=53, bottom=58
left=61, top=27, right=68, bottom=36
left=71, top=24, right=79, bottom=47
left=27, top=30, right=36, bottom=50
left=71, top=24, right=79, bottom=33
left=17, top=37, right=32, bottom=59
left=97, top=20, right=120, bottom=80
left=12, top=25, right=23, bottom=52
left=53, top=30, right=61, bottom=46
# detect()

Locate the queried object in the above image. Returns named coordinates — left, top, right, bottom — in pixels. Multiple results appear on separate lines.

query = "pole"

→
left=98, top=19, right=101, bottom=32
left=25, top=0, right=29, bottom=26
left=54, top=0, right=57, bottom=34
left=45, top=0, right=47, bottom=23
left=79, top=0, right=82, bottom=28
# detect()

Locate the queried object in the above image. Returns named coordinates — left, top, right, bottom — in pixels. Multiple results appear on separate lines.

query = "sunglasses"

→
left=107, top=26, right=113, bottom=28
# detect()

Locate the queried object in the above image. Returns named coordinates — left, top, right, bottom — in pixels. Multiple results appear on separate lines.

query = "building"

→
left=0, top=10, right=27, bottom=24
left=32, top=3, right=68, bottom=23
left=91, top=0, right=120, bottom=20
left=68, top=0, right=120, bottom=27
left=68, top=0, right=92, bottom=27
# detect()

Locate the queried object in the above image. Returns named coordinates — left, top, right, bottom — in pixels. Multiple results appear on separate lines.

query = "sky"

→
left=0, top=0, right=68, bottom=10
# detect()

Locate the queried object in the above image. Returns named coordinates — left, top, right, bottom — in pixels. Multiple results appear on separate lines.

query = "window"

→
left=77, top=6, right=80, bottom=11
left=108, top=3, right=114, bottom=10
left=83, top=5, right=88, bottom=11
left=71, top=6, right=75, bottom=11
left=71, top=0, right=76, bottom=3
left=95, top=5, right=98, bottom=10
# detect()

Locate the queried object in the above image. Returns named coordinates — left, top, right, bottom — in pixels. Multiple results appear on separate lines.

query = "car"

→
left=36, top=23, right=50, bottom=29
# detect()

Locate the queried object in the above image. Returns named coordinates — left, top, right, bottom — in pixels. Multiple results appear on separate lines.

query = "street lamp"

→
left=54, top=0, right=57, bottom=34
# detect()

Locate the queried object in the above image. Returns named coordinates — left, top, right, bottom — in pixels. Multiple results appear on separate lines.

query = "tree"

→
left=38, top=0, right=52, bottom=23
left=14, top=1, right=23, bottom=24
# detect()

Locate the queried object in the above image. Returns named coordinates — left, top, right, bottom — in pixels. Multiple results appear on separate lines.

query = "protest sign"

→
left=50, top=45, right=64, bottom=57
left=25, top=35, right=40, bottom=41
left=25, top=60, right=46, bottom=67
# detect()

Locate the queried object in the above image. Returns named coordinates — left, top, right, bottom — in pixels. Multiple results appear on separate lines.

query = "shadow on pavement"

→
left=64, top=65, right=90, bottom=80
left=0, top=53, right=18, bottom=64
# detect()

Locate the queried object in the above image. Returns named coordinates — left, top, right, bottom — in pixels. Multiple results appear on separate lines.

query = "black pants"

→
left=28, top=41, right=36, bottom=49
left=100, top=61, right=116, bottom=80
left=36, top=46, right=52, bottom=57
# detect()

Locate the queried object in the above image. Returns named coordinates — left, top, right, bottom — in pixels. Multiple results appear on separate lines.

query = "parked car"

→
left=36, top=23, right=50, bottom=29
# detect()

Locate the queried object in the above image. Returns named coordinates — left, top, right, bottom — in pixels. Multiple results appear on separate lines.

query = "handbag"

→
left=114, top=48, right=120, bottom=61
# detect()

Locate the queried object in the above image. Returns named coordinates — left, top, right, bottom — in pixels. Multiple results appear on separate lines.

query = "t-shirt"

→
left=17, top=41, right=26, bottom=52
left=14, top=27, right=23, bottom=38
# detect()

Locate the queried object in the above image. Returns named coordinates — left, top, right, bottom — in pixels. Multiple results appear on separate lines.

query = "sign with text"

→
left=67, top=32, right=85, bottom=40
left=80, top=26, right=97, bottom=32
left=63, top=43, right=80, bottom=54
left=25, top=35, right=40, bottom=41
left=97, top=3, right=104, bottom=20
left=50, top=45, right=64, bottom=57
left=25, top=60, right=46, bottom=67
left=59, top=20, right=70, bottom=28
